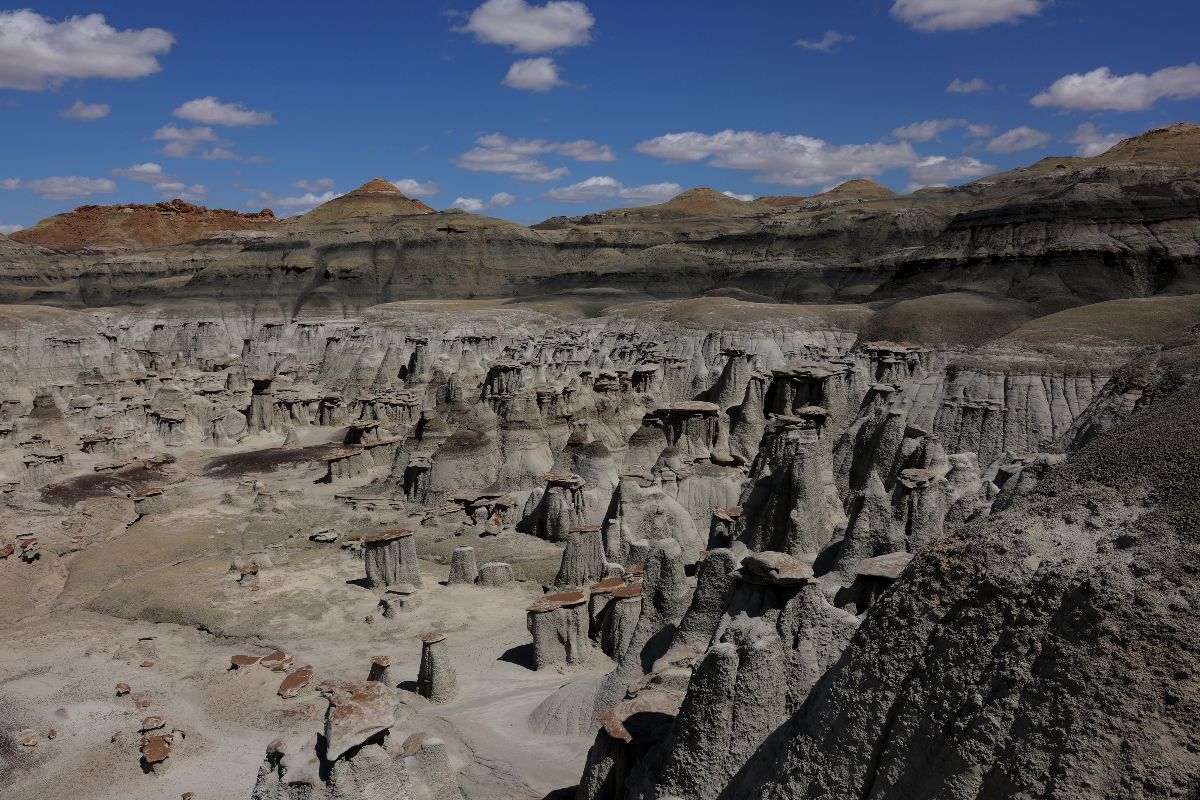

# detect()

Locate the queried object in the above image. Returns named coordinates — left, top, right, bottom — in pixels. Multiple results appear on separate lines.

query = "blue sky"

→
left=1, top=0, right=1198, bottom=230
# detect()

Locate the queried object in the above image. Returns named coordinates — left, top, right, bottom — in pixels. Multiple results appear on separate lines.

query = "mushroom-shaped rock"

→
left=367, top=655, right=394, bottom=685
left=527, top=590, right=590, bottom=670
left=364, top=528, right=422, bottom=588
left=740, top=551, right=814, bottom=585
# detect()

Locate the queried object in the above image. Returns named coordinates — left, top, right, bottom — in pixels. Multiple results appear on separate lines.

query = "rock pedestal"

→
left=527, top=590, right=590, bottom=670
left=363, top=529, right=421, bottom=589
left=416, top=632, right=457, bottom=703
left=478, top=561, right=514, bottom=586
left=554, top=525, right=607, bottom=588
left=367, top=655, right=393, bottom=685
left=447, top=546, right=478, bottom=585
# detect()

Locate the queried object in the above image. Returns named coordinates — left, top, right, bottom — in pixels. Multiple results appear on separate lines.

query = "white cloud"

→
left=1, top=175, right=118, bottom=200
left=0, top=223, right=22, bottom=234
left=269, top=190, right=341, bottom=212
left=113, top=162, right=166, bottom=182
left=1068, top=123, right=1129, bottom=157
left=201, top=147, right=239, bottom=161
left=552, top=139, right=616, bottom=161
left=545, top=175, right=681, bottom=204
left=489, top=191, right=518, bottom=207
left=947, top=77, right=989, bottom=93
left=906, top=155, right=994, bottom=191
left=0, top=10, right=173, bottom=91
left=295, top=178, right=335, bottom=192
left=892, top=118, right=966, bottom=142
left=892, top=0, right=1043, bottom=31
left=450, top=192, right=520, bottom=212
left=503, top=57, right=564, bottom=91
left=722, top=190, right=754, bottom=201
left=455, top=133, right=615, bottom=182
left=634, top=129, right=920, bottom=187
left=1031, top=64, right=1200, bottom=111
left=461, top=0, right=593, bottom=53
left=155, top=181, right=206, bottom=202
left=152, top=124, right=218, bottom=158
left=794, top=31, right=854, bottom=52
left=390, top=178, right=440, bottom=197
left=966, top=123, right=995, bottom=137
left=173, top=96, right=274, bottom=126
left=61, top=99, right=109, bottom=120
left=451, top=197, right=486, bottom=212
left=986, top=125, right=1050, bottom=153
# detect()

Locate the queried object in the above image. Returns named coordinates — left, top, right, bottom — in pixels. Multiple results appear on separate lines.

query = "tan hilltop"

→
left=300, top=177, right=436, bottom=223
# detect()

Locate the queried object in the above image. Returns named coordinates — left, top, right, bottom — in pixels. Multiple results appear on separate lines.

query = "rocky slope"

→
left=11, top=199, right=278, bottom=252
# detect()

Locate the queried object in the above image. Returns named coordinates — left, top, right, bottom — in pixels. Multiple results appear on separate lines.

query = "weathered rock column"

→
left=526, top=590, right=590, bottom=670
left=478, top=561, right=514, bottom=586
left=417, top=632, right=457, bottom=703
left=447, top=545, right=478, bottom=585
left=367, top=655, right=393, bottom=685
left=364, top=528, right=421, bottom=589
left=555, top=525, right=607, bottom=588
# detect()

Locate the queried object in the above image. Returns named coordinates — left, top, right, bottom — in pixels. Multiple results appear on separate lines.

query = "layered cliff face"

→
left=2, top=125, right=1199, bottom=311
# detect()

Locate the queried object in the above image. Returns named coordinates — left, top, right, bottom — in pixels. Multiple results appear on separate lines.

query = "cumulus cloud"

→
left=947, top=77, right=989, bottom=93
left=634, top=129, right=920, bottom=188
left=1068, top=123, right=1129, bottom=157
left=1031, top=64, right=1200, bottom=111
left=295, top=178, right=335, bottom=192
left=503, top=57, right=564, bottom=91
left=794, top=31, right=854, bottom=52
left=461, top=0, right=593, bottom=52
left=451, top=197, right=486, bottom=212
left=173, top=96, right=274, bottom=126
left=892, top=118, right=966, bottom=142
left=201, top=147, right=239, bottom=161
left=155, top=181, right=206, bottom=202
left=451, top=192, right=520, bottom=212
left=152, top=124, right=219, bottom=158
left=986, top=125, right=1050, bottom=153
left=390, top=178, right=440, bottom=197
left=1, top=175, right=118, bottom=200
left=61, top=99, right=109, bottom=120
left=112, top=162, right=167, bottom=182
left=905, top=155, right=994, bottom=191
left=455, top=133, right=615, bottom=182
left=892, top=0, right=1043, bottom=31
left=0, top=223, right=22, bottom=234
left=544, top=175, right=681, bottom=204
left=269, top=190, right=341, bottom=212
left=966, top=123, right=995, bottom=137
left=722, top=190, right=754, bottom=201
left=0, top=10, right=174, bottom=91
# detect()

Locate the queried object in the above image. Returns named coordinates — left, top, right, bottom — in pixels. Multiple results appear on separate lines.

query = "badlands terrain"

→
left=0, top=124, right=1198, bottom=800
